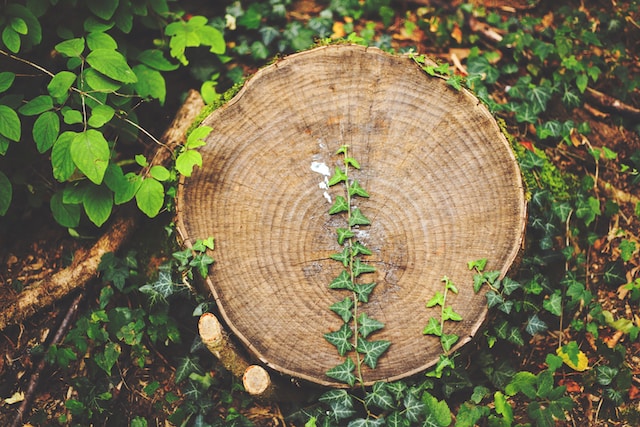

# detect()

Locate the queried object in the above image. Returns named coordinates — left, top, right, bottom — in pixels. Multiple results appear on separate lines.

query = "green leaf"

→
left=403, top=392, right=425, bottom=423
left=70, top=130, right=110, bottom=184
left=336, top=228, right=354, bottom=245
left=0, top=171, right=12, bottom=216
left=356, top=338, right=390, bottom=369
left=190, top=253, right=215, bottom=278
left=55, top=37, right=85, bottom=57
left=329, top=297, right=353, bottom=322
left=47, top=71, right=76, bottom=99
left=543, top=291, right=563, bottom=316
left=422, top=392, right=452, bottom=427
left=422, top=317, right=442, bottom=336
left=349, top=180, right=369, bottom=198
left=51, top=132, right=76, bottom=182
left=133, top=64, right=166, bottom=104
left=619, top=239, right=636, bottom=262
left=324, top=323, right=353, bottom=356
left=351, top=241, right=371, bottom=256
left=19, top=95, right=53, bottom=116
left=2, top=27, right=20, bottom=53
left=326, top=357, right=356, bottom=386
left=349, top=208, right=370, bottom=226
left=442, top=306, right=462, bottom=322
left=365, top=383, right=394, bottom=411
left=440, top=333, right=459, bottom=352
left=174, top=356, right=202, bottom=383
left=596, top=366, right=618, bottom=386
left=175, top=150, right=202, bottom=177
left=150, top=165, right=171, bottom=182
left=86, top=49, right=138, bottom=84
left=329, top=195, right=349, bottom=214
left=456, top=402, right=490, bottom=427
left=135, top=177, right=164, bottom=217
left=525, top=313, right=548, bottom=336
left=328, top=166, right=347, bottom=186
left=352, top=258, right=375, bottom=277
left=84, top=68, right=121, bottom=92
left=87, top=0, right=119, bottom=20
left=0, top=105, right=21, bottom=141
left=493, top=391, right=514, bottom=423
left=83, top=184, right=113, bottom=226
left=86, top=31, right=118, bottom=50
left=61, top=107, right=83, bottom=125
left=88, top=104, right=115, bottom=128
left=354, top=282, right=376, bottom=303
left=426, top=291, right=444, bottom=308
left=575, top=196, right=600, bottom=226
left=10, top=17, right=27, bottom=35
left=357, top=312, right=384, bottom=338
left=137, top=49, right=179, bottom=71
left=329, top=270, right=353, bottom=290
left=94, top=341, right=121, bottom=375
left=505, top=371, right=537, bottom=398
left=33, top=111, right=59, bottom=153
left=186, top=126, right=211, bottom=149
left=330, top=247, right=350, bottom=267
left=0, top=72, right=16, bottom=93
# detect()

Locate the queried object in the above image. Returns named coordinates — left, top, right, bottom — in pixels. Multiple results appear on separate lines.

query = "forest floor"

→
left=1, top=0, right=640, bottom=426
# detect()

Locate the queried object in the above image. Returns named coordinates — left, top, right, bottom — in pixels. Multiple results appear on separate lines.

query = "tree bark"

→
left=0, top=90, right=205, bottom=331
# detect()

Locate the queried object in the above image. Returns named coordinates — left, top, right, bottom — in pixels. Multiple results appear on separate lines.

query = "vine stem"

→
left=341, top=146, right=365, bottom=388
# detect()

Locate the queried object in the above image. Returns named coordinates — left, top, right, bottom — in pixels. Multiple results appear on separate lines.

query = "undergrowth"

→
left=3, top=0, right=640, bottom=426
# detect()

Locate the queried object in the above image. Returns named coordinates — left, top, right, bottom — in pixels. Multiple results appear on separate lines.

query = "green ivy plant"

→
left=0, top=0, right=224, bottom=229
left=323, top=144, right=390, bottom=387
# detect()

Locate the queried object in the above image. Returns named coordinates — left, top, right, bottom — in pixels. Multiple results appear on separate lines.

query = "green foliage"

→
left=0, top=0, right=227, bottom=229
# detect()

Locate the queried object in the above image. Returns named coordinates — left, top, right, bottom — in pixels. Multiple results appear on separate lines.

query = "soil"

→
left=1, top=0, right=640, bottom=426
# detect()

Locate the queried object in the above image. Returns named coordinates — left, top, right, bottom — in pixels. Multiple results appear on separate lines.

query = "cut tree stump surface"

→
left=176, top=44, right=526, bottom=387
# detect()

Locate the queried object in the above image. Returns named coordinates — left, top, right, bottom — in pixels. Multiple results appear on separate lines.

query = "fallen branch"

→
left=198, top=313, right=275, bottom=398
left=585, top=87, right=640, bottom=120
left=11, top=292, right=84, bottom=427
left=0, top=90, right=205, bottom=331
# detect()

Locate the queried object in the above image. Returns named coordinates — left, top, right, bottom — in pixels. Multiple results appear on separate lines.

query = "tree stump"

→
left=176, top=44, right=526, bottom=387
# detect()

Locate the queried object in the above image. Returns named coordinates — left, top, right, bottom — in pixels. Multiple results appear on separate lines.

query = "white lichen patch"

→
left=310, top=161, right=332, bottom=204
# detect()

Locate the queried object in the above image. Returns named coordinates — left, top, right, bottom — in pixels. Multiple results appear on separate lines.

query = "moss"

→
left=186, top=82, right=244, bottom=138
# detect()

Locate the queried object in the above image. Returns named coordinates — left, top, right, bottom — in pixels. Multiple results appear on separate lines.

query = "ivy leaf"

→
left=135, top=177, right=164, bottom=218
left=344, top=156, right=360, bottom=169
left=329, top=195, right=349, bottom=215
left=349, top=208, right=371, bottom=226
left=86, top=49, right=138, bottom=84
left=175, top=356, right=202, bottom=383
left=324, top=323, right=353, bottom=356
left=501, top=277, right=521, bottom=296
left=33, top=111, right=59, bottom=153
left=336, top=228, right=355, bottom=245
left=319, top=390, right=354, bottom=416
left=442, top=306, right=462, bottom=322
left=403, top=392, right=425, bottom=423
left=365, top=383, right=394, bottom=410
left=94, top=342, right=121, bottom=376
left=351, top=241, right=372, bottom=256
left=70, top=130, right=110, bottom=184
left=330, top=247, right=350, bottom=267
left=349, top=180, right=369, bottom=198
left=440, top=333, right=459, bottom=352
left=352, top=258, right=375, bottom=277
left=525, top=314, right=548, bottom=336
left=330, top=297, right=353, bottom=323
left=328, top=166, right=347, bottom=186
left=543, top=291, right=563, bottom=316
left=357, top=313, right=384, bottom=338
left=83, top=184, right=113, bottom=227
left=329, top=270, right=353, bottom=290
left=0, top=105, right=21, bottom=142
left=354, top=282, right=377, bottom=303
left=356, top=338, right=390, bottom=369
left=422, top=317, right=442, bottom=336
left=326, top=357, right=356, bottom=386
left=486, top=290, right=504, bottom=309
left=595, top=366, right=618, bottom=386
left=189, top=253, right=214, bottom=279
left=426, top=291, right=444, bottom=308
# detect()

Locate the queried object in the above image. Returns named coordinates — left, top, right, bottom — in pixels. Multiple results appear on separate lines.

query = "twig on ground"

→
left=10, top=292, right=83, bottom=427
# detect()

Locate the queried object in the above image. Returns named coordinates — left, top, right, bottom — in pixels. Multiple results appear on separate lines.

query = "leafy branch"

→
left=324, top=145, right=390, bottom=388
